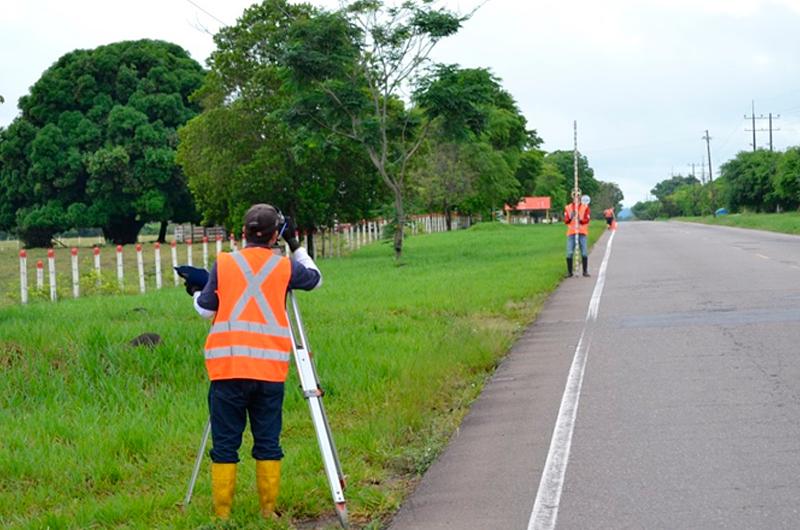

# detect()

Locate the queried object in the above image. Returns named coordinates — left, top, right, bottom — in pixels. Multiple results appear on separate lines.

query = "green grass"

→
left=677, top=211, right=800, bottom=235
left=0, top=222, right=603, bottom=529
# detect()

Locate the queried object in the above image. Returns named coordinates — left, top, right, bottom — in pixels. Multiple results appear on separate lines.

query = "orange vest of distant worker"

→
left=564, top=203, right=590, bottom=236
left=604, top=208, right=614, bottom=219
left=204, top=248, right=293, bottom=382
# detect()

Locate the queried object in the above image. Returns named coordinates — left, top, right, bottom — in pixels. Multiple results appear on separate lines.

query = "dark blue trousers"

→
left=208, top=379, right=285, bottom=463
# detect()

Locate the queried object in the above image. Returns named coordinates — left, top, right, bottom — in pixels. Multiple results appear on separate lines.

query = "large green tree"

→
left=413, top=65, right=534, bottom=226
left=650, top=174, right=700, bottom=202
left=592, top=181, right=624, bottom=214
left=279, top=0, right=466, bottom=258
left=0, top=39, right=203, bottom=246
left=720, top=149, right=782, bottom=213
left=545, top=150, right=599, bottom=206
left=775, top=146, right=800, bottom=210
left=177, top=2, right=385, bottom=252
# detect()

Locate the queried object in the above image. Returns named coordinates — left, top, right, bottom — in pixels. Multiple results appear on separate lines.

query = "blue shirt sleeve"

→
left=196, top=262, right=219, bottom=311
left=289, top=259, right=321, bottom=291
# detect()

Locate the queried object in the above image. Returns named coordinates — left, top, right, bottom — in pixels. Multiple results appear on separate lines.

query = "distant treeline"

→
left=632, top=148, right=800, bottom=219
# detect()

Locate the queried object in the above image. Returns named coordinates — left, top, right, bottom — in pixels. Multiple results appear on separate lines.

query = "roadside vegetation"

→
left=677, top=211, right=800, bottom=235
left=0, top=222, right=604, bottom=529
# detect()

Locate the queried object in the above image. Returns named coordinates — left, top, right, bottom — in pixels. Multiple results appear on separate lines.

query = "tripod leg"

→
left=182, top=419, right=211, bottom=508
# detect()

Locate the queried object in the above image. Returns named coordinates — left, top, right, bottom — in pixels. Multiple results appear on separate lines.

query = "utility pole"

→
left=768, top=112, right=780, bottom=151
left=703, top=130, right=716, bottom=215
left=700, top=154, right=706, bottom=184
left=688, top=162, right=702, bottom=181
left=744, top=101, right=780, bottom=151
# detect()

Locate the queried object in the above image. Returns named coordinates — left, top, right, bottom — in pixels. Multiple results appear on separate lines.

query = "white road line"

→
left=755, top=253, right=770, bottom=260
left=528, top=230, right=615, bottom=530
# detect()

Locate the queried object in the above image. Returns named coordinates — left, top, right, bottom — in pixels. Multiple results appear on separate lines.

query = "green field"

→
left=0, top=222, right=603, bottom=529
left=677, top=211, right=800, bottom=235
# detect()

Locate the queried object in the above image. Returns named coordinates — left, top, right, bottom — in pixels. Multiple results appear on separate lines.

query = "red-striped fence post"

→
left=136, top=243, right=145, bottom=293
left=70, top=248, right=79, bottom=298
left=202, top=236, right=209, bottom=269
left=186, top=238, right=193, bottom=266
left=154, top=242, right=162, bottom=290
left=93, top=246, right=101, bottom=285
left=229, top=232, right=236, bottom=252
left=116, top=245, right=124, bottom=290
left=19, top=250, right=28, bottom=304
left=47, top=248, right=57, bottom=302
left=216, top=234, right=222, bottom=256
left=36, top=260, right=44, bottom=291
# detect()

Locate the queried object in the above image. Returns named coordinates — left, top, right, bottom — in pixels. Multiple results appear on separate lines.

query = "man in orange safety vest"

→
left=564, top=195, right=591, bottom=277
left=189, top=203, right=322, bottom=520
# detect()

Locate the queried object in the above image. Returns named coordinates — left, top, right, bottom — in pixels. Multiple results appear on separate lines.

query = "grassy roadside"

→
left=676, top=211, right=800, bottom=235
left=0, top=222, right=604, bottom=529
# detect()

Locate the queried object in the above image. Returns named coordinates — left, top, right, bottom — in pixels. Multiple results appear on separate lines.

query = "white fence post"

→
left=36, top=260, right=44, bottom=291
left=70, top=248, right=79, bottom=299
left=47, top=248, right=57, bottom=302
left=154, top=242, right=162, bottom=290
left=186, top=239, right=193, bottom=266
left=229, top=233, right=236, bottom=252
left=136, top=243, right=145, bottom=294
left=216, top=234, right=222, bottom=256
left=202, top=236, right=209, bottom=269
left=19, top=250, right=28, bottom=305
left=116, top=245, right=124, bottom=291
left=171, top=241, right=179, bottom=286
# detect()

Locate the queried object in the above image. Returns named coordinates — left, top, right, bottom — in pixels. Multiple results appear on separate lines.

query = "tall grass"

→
left=0, top=222, right=603, bottom=529
left=678, top=211, right=800, bottom=235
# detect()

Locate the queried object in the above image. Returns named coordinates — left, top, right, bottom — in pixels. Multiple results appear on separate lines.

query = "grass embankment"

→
left=0, top=222, right=603, bottom=529
left=678, top=211, right=800, bottom=235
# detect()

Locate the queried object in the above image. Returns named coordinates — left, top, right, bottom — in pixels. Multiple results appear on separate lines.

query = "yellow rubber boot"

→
left=255, top=460, right=281, bottom=518
left=211, top=463, right=237, bottom=519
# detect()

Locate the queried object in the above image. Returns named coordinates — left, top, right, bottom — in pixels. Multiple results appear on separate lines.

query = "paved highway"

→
left=389, top=221, right=800, bottom=530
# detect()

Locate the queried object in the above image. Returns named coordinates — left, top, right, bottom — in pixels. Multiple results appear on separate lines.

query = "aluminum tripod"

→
left=181, top=291, right=348, bottom=528
left=287, top=290, right=348, bottom=528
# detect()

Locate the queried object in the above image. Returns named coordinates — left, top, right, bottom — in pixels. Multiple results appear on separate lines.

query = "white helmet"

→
left=581, top=195, right=591, bottom=205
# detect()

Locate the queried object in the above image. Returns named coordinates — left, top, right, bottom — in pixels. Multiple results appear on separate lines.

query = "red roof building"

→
left=504, top=196, right=551, bottom=212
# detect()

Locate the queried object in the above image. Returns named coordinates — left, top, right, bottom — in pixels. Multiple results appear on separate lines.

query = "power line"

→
left=185, top=0, right=228, bottom=26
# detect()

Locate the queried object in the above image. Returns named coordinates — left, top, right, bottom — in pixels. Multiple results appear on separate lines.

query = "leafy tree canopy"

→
left=545, top=150, right=598, bottom=206
left=650, top=174, right=700, bottom=202
left=0, top=39, right=204, bottom=246
left=719, top=149, right=782, bottom=213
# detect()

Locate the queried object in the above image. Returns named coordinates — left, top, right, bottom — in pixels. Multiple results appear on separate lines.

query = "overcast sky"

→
left=3, top=0, right=800, bottom=206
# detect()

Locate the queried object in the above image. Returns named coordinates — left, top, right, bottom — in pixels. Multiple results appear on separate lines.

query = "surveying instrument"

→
left=181, top=253, right=348, bottom=528
left=571, top=120, right=585, bottom=275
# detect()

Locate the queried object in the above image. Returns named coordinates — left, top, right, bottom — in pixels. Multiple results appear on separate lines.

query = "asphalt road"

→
left=389, top=221, right=800, bottom=530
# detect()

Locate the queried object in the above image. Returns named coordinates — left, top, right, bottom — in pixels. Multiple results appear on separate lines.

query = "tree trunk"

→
left=444, top=207, right=452, bottom=231
left=157, top=221, right=168, bottom=244
left=393, top=187, right=405, bottom=259
left=19, top=226, right=56, bottom=248
left=305, top=230, right=316, bottom=259
left=103, top=218, right=145, bottom=245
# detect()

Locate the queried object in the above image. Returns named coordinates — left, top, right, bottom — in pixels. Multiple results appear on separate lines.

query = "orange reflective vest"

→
left=204, top=248, right=293, bottom=382
left=603, top=208, right=614, bottom=219
left=564, top=203, right=590, bottom=236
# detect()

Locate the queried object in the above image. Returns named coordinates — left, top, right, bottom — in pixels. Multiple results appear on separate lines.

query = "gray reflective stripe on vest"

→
left=210, top=320, right=289, bottom=336
left=209, top=252, right=290, bottom=339
left=205, top=345, right=291, bottom=362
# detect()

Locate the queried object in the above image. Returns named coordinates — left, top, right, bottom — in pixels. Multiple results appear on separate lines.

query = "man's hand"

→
left=282, top=216, right=301, bottom=252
